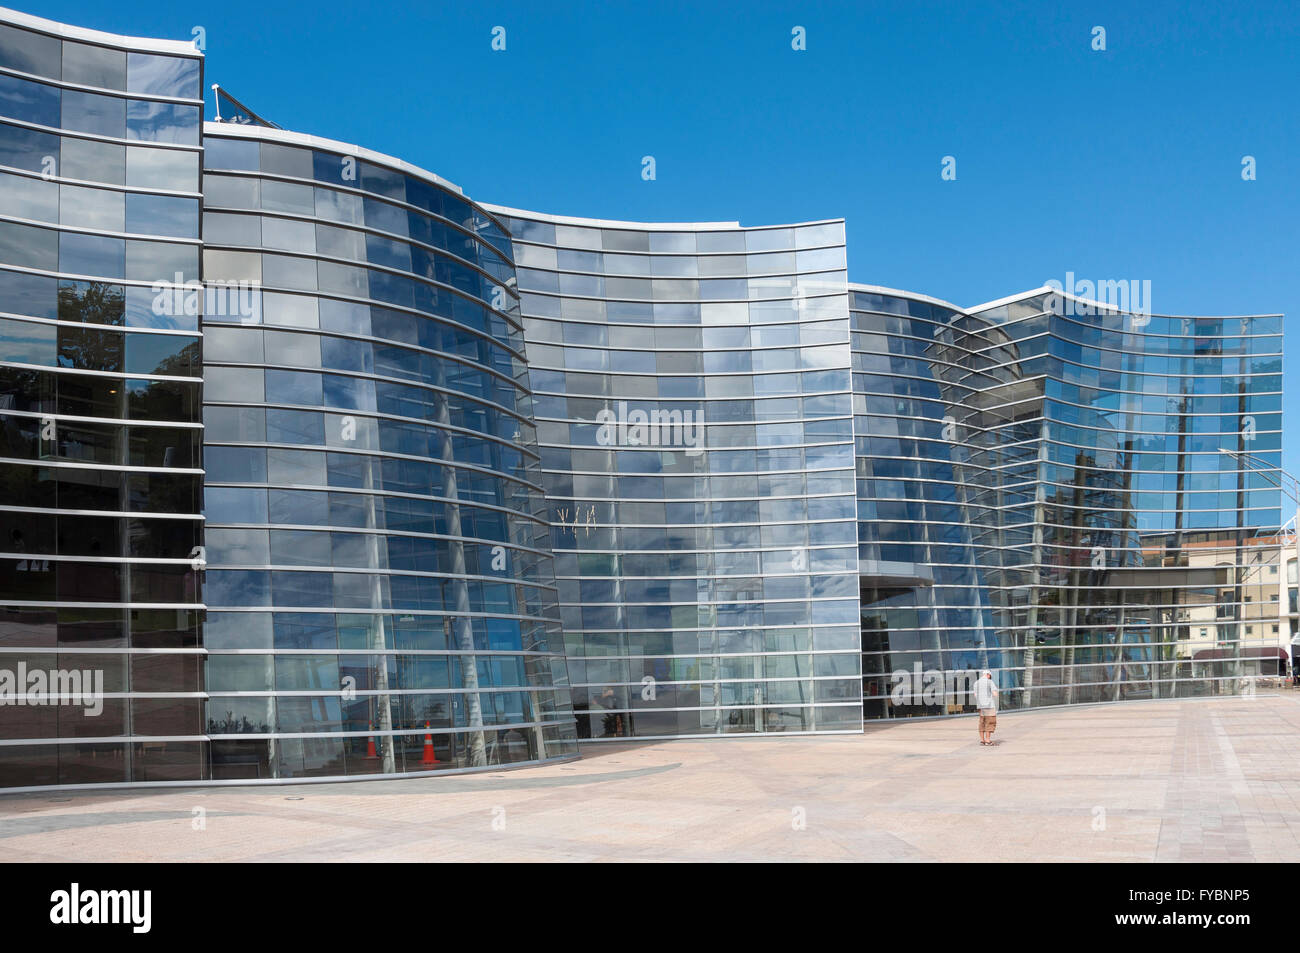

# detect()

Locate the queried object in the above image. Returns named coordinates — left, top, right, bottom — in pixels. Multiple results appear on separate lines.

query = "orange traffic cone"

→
left=422, top=722, right=439, bottom=765
left=366, top=723, right=378, bottom=759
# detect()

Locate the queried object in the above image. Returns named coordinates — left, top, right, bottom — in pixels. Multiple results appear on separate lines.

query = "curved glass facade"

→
left=853, top=285, right=1285, bottom=716
left=850, top=286, right=1004, bottom=718
left=489, top=208, right=863, bottom=739
left=198, top=128, right=577, bottom=779
left=968, top=290, right=1285, bottom=710
left=0, top=8, right=1287, bottom=790
left=0, top=11, right=205, bottom=786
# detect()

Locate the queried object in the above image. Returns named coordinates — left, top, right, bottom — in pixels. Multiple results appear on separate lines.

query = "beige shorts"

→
left=978, top=711, right=997, bottom=733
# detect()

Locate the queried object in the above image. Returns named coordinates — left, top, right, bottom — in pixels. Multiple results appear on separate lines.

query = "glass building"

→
left=0, top=10, right=206, bottom=787
left=0, top=8, right=1286, bottom=789
left=199, top=126, right=577, bottom=779
left=849, top=285, right=1005, bottom=718
left=851, top=284, right=1284, bottom=716
left=964, top=289, right=1285, bottom=711
left=486, top=208, right=864, bottom=739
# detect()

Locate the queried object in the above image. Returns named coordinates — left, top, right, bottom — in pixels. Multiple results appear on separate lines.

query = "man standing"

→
left=974, top=669, right=999, bottom=746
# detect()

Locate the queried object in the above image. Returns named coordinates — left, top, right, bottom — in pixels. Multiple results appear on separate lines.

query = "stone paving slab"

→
left=2, top=695, right=1298, bottom=862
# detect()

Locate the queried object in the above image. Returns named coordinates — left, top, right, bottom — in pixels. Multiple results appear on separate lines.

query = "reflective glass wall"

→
left=0, top=11, right=205, bottom=786
left=968, top=291, right=1286, bottom=709
left=0, top=7, right=1287, bottom=790
left=849, top=286, right=1004, bottom=717
left=855, top=284, right=1286, bottom=716
left=200, top=128, right=576, bottom=779
left=489, top=208, right=863, bottom=738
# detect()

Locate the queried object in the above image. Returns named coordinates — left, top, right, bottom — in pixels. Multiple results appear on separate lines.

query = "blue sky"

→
left=39, top=0, right=1300, bottom=478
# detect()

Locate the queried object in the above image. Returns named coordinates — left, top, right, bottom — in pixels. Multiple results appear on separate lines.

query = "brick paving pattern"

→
left=2, top=695, right=1298, bottom=862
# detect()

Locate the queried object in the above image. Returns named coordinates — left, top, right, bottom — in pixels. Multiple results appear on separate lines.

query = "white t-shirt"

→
left=973, top=677, right=998, bottom=712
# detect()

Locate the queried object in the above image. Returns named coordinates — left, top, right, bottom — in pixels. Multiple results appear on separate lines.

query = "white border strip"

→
left=484, top=202, right=844, bottom=233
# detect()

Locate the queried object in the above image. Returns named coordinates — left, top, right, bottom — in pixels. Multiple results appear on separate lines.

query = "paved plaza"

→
left=2, top=695, right=1298, bottom=862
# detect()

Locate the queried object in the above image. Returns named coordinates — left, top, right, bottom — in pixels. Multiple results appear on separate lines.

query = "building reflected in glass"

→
left=0, top=7, right=1288, bottom=790
left=854, top=286, right=1285, bottom=717
left=849, top=286, right=1005, bottom=717
left=486, top=208, right=864, bottom=738
left=967, top=289, right=1285, bottom=711
left=0, top=10, right=206, bottom=786
left=199, top=128, right=578, bottom=779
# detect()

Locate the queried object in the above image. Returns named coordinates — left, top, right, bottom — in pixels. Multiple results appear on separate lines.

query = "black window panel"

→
left=129, top=740, right=203, bottom=782
left=0, top=460, right=55, bottom=508
left=56, top=420, right=120, bottom=464
left=128, top=423, right=198, bottom=468
left=0, top=745, right=57, bottom=786
left=56, top=514, right=121, bottom=556
left=56, top=466, right=122, bottom=511
left=3, top=510, right=55, bottom=555
left=132, top=698, right=203, bottom=736
left=359, top=161, right=405, bottom=200
left=127, top=378, right=199, bottom=422
left=58, top=698, right=126, bottom=738
left=0, top=552, right=54, bottom=600
left=125, top=332, right=198, bottom=376
left=208, top=740, right=272, bottom=781
left=57, top=325, right=123, bottom=373
left=56, top=372, right=124, bottom=417
left=0, top=366, right=54, bottom=412
left=0, top=412, right=38, bottom=458
left=128, top=563, right=192, bottom=602
left=132, top=652, right=200, bottom=692
left=125, top=516, right=199, bottom=559
left=127, top=471, right=200, bottom=514
left=130, top=607, right=199, bottom=649
left=58, top=281, right=125, bottom=326
left=55, top=560, right=121, bottom=603
left=58, top=744, right=126, bottom=785
left=57, top=607, right=125, bottom=647
left=0, top=697, right=56, bottom=740
left=0, top=607, right=56, bottom=649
